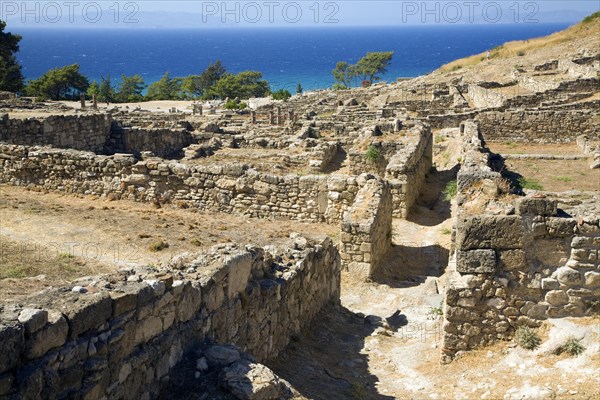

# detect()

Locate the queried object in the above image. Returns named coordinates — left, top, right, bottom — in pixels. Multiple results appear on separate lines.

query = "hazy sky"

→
left=2, top=0, right=599, bottom=28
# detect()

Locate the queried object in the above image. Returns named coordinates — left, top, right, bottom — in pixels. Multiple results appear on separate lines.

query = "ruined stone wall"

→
left=340, top=178, right=392, bottom=281
left=0, top=240, right=341, bottom=399
left=441, top=120, right=600, bottom=363
left=468, top=85, right=506, bottom=109
left=0, top=113, right=111, bottom=153
left=476, top=110, right=599, bottom=143
left=503, top=78, right=599, bottom=109
left=427, top=111, right=479, bottom=129
left=442, top=199, right=600, bottom=363
left=107, top=125, right=193, bottom=158
left=386, top=125, right=433, bottom=218
left=0, top=144, right=359, bottom=224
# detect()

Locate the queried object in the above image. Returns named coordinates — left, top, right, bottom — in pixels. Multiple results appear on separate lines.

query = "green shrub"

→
left=554, top=176, right=573, bottom=182
left=518, top=177, right=544, bottom=191
left=516, top=326, right=541, bottom=350
left=443, top=180, right=457, bottom=201
left=451, top=64, right=462, bottom=71
left=365, top=145, right=381, bottom=163
left=517, top=51, right=526, bottom=57
left=582, top=11, right=600, bottom=24
left=272, top=89, right=291, bottom=101
left=223, top=99, right=247, bottom=110
left=560, top=337, right=585, bottom=356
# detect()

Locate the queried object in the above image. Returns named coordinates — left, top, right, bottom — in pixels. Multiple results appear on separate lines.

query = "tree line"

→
left=2, top=20, right=392, bottom=103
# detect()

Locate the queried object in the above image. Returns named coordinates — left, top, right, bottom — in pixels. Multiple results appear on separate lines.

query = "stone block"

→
left=0, top=323, right=23, bottom=374
left=584, top=271, right=600, bottom=288
left=545, top=290, right=569, bottom=306
left=497, top=250, right=526, bottom=270
left=554, top=266, right=582, bottom=286
left=26, top=310, right=68, bottom=360
left=456, top=215, right=524, bottom=251
left=516, top=198, right=557, bottom=216
left=18, top=308, right=48, bottom=334
left=457, top=249, right=496, bottom=274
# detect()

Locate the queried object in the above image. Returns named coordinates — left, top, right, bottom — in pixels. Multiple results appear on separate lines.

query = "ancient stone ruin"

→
left=0, top=49, right=598, bottom=399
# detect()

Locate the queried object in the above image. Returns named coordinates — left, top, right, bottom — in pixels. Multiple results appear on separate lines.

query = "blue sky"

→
left=2, top=0, right=599, bottom=28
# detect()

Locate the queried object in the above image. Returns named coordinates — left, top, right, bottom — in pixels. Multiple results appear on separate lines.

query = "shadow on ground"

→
left=372, top=243, right=449, bottom=288
left=407, top=164, right=460, bottom=227
left=268, top=304, right=397, bottom=400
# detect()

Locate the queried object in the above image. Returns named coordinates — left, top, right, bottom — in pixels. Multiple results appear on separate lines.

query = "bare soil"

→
left=0, top=185, right=336, bottom=301
left=489, top=143, right=584, bottom=156
left=501, top=158, right=599, bottom=192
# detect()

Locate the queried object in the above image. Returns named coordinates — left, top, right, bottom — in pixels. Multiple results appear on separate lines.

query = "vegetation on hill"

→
left=439, top=11, right=600, bottom=72
left=0, top=20, right=24, bottom=92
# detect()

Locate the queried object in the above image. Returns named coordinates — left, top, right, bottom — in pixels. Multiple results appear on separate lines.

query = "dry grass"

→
left=439, top=13, right=600, bottom=72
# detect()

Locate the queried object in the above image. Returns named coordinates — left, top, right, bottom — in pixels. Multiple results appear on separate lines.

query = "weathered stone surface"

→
left=545, top=290, right=569, bottom=306
left=516, top=198, right=558, bottom=216
left=17, top=308, right=47, bottom=334
left=220, top=359, right=291, bottom=400
left=584, top=271, right=600, bottom=287
left=456, top=250, right=496, bottom=274
left=554, top=266, right=582, bottom=286
left=25, top=310, right=68, bottom=359
left=456, top=215, right=524, bottom=251
left=0, top=323, right=23, bottom=374
left=205, top=345, right=241, bottom=368
left=498, top=250, right=526, bottom=271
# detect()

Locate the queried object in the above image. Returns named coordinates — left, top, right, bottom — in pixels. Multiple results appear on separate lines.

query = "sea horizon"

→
left=14, top=23, right=572, bottom=91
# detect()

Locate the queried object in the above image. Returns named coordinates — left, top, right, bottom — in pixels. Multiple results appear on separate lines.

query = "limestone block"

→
left=456, top=215, right=524, bottom=251
left=554, top=266, right=582, bottom=286
left=584, top=271, right=600, bottom=288
left=25, top=310, right=68, bottom=360
left=18, top=308, right=48, bottom=334
left=545, top=290, right=569, bottom=306
left=457, top=249, right=496, bottom=274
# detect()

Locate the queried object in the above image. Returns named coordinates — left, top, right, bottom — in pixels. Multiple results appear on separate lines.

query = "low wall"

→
left=0, top=240, right=341, bottom=399
left=0, top=144, right=359, bottom=224
left=0, top=113, right=111, bottom=153
left=442, top=199, right=600, bottom=363
left=108, top=124, right=193, bottom=158
left=476, top=109, right=599, bottom=143
left=340, top=178, right=393, bottom=281
left=468, top=84, right=506, bottom=109
left=441, top=120, right=600, bottom=363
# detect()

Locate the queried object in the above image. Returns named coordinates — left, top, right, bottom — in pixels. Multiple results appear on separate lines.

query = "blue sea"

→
left=14, top=24, right=570, bottom=92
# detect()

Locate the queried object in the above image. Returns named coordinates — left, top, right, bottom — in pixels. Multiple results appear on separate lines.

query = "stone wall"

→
left=0, top=144, right=359, bottom=224
left=385, top=125, right=433, bottom=218
left=107, top=124, right=193, bottom=158
left=441, top=120, right=600, bottom=363
left=340, top=178, right=393, bottom=281
left=0, top=113, right=111, bottom=153
left=468, top=84, right=506, bottom=109
left=442, top=199, right=600, bottom=363
left=0, top=239, right=341, bottom=399
left=476, top=109, right=599, bottom=143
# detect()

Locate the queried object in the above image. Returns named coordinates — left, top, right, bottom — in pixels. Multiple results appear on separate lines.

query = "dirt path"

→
left=269, top=134, right=600, bottom=399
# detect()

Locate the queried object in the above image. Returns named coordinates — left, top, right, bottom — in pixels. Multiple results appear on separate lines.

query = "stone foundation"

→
left=0, top=239, right=340, bottom=399
left=476, top=109, right=598, bottom=143
left=0, top=113, right=111, bottom=153
left=340, top=178, right=393, bottom=281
